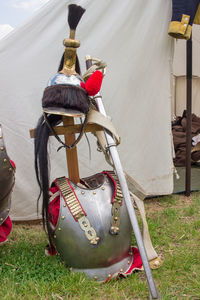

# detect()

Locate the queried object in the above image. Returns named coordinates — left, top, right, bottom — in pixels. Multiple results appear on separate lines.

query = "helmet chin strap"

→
left=43, top=112, right=88, bottom=151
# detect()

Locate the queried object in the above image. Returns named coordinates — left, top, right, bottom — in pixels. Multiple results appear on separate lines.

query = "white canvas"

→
left=0, top=0, right=174, bottom=220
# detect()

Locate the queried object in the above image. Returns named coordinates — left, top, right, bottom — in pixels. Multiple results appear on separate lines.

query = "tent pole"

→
left=185, top=34, right=192, bottom=196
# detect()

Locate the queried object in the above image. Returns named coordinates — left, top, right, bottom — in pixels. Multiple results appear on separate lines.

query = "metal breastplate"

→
left=53, top=171, right=133, bottom=281
left=0, top=125, right=15, bottom=225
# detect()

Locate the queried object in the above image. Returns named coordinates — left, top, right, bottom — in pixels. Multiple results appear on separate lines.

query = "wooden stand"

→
left=30, top=115, right=103, bottom=184
left=62, top=116, right=80, bottom=183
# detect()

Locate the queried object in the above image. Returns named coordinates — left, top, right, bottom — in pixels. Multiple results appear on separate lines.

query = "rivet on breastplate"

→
left=0, top=218, right=3, bottom=221
left=0, top=136, right=2, bottom=139
left=101, top=186, right=105, bottom=190
left=61, top=216, right=65, bottom=220
left=0, top=147, right=4, bottom=151
left=127, top=260, right=130, bottom=264
left=81, top=191, right=85, bottom=195
left=4, top=158, right=7, bottom=163
left=9, top=168, right=13, bottom=172
left=93, top=191, right=96, bottom=195
left=94, top=276, right=98, bottom=280
left=120, top=269, right=123, bottom=272
left=114, top=217, right=118, bottom=221
left=58, top=228, right=61, bottom=231
left=63, top=204, right=66, bottom=207
left=54, top=235, right=56, bottom=239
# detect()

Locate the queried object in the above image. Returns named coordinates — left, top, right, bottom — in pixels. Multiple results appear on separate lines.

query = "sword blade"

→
left=85, top=57, right=159, bottom=299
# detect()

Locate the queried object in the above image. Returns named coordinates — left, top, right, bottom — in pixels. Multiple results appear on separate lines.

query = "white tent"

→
left=0, top=0, right=174, bottom=221
left=173, top=25, right=200, bottom=116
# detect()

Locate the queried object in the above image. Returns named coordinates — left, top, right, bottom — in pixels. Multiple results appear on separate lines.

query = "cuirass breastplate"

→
left=52, top=171, right=133, bottom=281
left=0, top=125, right=15, bottom=225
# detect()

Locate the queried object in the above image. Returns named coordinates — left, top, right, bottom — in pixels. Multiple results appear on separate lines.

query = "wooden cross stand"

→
left=30, top=114, right=103, bottom=184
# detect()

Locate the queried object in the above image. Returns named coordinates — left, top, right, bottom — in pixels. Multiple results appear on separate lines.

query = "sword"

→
left=85, top=56, right=159, bottom=299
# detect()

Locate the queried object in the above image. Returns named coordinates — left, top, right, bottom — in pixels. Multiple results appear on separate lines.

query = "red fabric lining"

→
left=81, top=71, right=103, bottom=96
left=124, top=247, right=143, bottom=274
left=104, top=247, right=143, bottom=282
left=10, top=160, right=16, bottom=169
left=102, top=171, right=117, bottom=204
left=102, top=171, right=123, bottom=206
left=48, top=186, right=60, bottom=227
left=0, top=216, right=12, bottom=243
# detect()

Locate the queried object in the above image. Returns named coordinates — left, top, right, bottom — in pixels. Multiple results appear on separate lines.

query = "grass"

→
left=0, top=193, right=200, bottom=299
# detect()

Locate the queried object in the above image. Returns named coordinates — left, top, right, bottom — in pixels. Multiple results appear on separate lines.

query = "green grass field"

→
left=0, top=193, right=200, bottom=299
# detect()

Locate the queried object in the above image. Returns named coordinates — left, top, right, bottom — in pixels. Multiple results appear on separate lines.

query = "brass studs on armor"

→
left=0, top=136, right=2, bottom=139
left=0, top=218, right=3, bottom=221
left=9, top=168, right=13, bottom=172
left=127, top=261, right=130, bottom=265
left=0, top=147, right=4, bottom=151
left=58, top=228, right=61, bottom=231
left=93, top=191, right=96, bottom=195
left=101, top=186, right=105, bottom=190
left=61, top=216, right=65, bottom=220
left=3, top=158, right=7, bottom=163
left=110, top=226, right=119, bottom=234
left=120, top=269, right=123, bottom=272
left=81, top=191, right=85, bottom=195
left=90, top=239, right=97, bottom=245
left=63, top=204, right=66, bottom=207
left=94, top=276, right=98, bottom=280
left=54, top=235, right=56, bottom=239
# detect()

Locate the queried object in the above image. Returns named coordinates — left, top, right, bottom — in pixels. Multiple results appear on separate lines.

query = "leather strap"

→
left=55, top=176, right=100, bottom=245
left=87, top=109, right=120, bottom=145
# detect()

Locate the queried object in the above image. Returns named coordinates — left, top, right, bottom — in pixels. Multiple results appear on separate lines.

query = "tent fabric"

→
left=0, top=0, right=174, bottom=221
left=173, top=25, right=200, bottom=77
left=173, top=76, right=200, bottom=116
left=172, top=25, right=200, bottom=118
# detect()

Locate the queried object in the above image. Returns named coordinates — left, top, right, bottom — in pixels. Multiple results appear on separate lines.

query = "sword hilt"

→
left=85, top=55, right=93, bottom=70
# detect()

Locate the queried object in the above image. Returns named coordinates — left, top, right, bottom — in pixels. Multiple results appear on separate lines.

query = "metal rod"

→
left=85, top=56, right=159, bottom=299
left=185, top=34, right=192, bottom=196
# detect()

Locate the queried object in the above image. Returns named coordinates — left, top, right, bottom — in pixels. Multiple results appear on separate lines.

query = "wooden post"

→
left=62, top=116, right=80, bottom=183
left=185, top=34, right=192, bottom=196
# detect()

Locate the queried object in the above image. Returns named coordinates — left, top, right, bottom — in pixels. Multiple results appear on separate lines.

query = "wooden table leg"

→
left=62, top=116, right=80, bottom=183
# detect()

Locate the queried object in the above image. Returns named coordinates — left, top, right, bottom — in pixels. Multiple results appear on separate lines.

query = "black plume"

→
left=68, top=4, right=85, bottom=30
